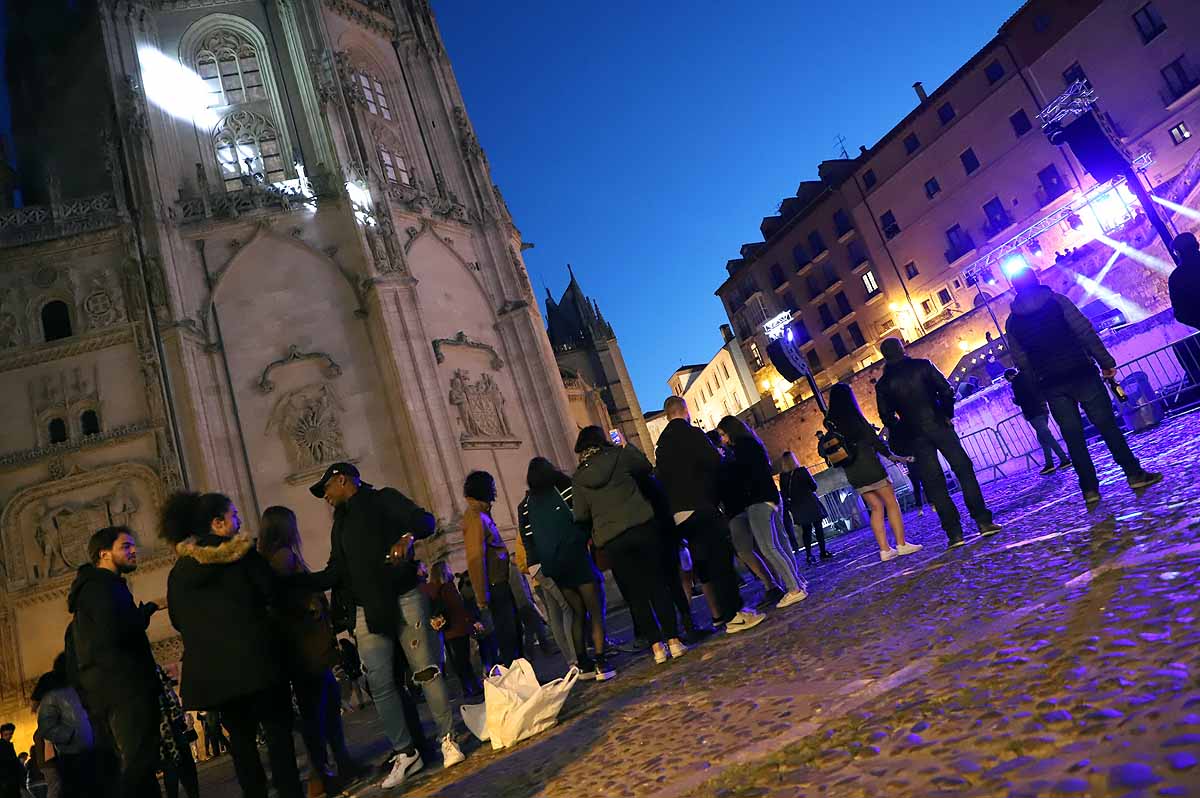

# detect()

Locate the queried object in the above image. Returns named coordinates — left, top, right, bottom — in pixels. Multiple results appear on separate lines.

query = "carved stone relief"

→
left=28, top=365, right=101, bottom=446
left=431, top=331, right=503, bottom=370
left=266, top=382, right=350, bottom=478
left=257, top=345, right=342, bottom=393
left=0, top=462, right=165, bottom=593
left=449, top=369, right=517, bottom=448
left=81, top=268, right=128, bottom=329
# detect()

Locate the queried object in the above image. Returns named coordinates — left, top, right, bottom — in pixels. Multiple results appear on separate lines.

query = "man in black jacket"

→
left=66, top=527, right=162, bottom=798
left=655, top=397, right=765, bottom=634
left=1005, top=267, right=1162, bottom=505
left=876, top=338, right=1001, bottom=546
left=0, top=724, right=20, bottom=798
left=302, top=463, right=463, bottom=790
left=1170, top=232, right=1200, bottom=330
left=1003, top=368, right=1070, bottom=474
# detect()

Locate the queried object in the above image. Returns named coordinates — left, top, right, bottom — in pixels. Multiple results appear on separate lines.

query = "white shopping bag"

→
left=460, top=658, right=579, bottom=750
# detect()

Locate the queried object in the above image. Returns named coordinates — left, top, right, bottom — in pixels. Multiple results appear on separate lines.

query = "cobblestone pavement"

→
left=201, top=410, right=1200, bottom=798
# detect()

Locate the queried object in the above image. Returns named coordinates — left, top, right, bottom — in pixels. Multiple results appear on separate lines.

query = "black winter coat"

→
left=724, top=434, right=780, bottom=516
left=168, top=533, right=284, bottom=709
left=655, top=418, right=723, bottom=515
left=875, top=357, right=956, bottom=432
left=295, top=486, right=436, bottom=635
left=1170, top=258, right=1200, bottom=329
left=66, top=565, right=159, bottom=711
left=1006, top=285, right=1115, bottom=389
left=780, top=467, right=823, bottom=522
left=1008, top=370, right=1048, bottom=420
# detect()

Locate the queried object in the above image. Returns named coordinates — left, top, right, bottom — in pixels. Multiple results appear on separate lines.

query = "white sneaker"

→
left=880, top=548, right=900, bottom=562
left=725, top=610, right=766, bottom=634
left=380, top=750, right=423, bottom=789
left=775, top=589, right=808, bottom=609
left=896, top=542, right=923, bottom=556
left=667, top=639, right=688, bottom=659
left=440, top=734, right=465, bottom=768
left=652, top=643, right=669, bottom=664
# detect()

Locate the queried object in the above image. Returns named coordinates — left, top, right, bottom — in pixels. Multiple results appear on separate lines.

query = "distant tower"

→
left=545, top=266, right=653, bottom=455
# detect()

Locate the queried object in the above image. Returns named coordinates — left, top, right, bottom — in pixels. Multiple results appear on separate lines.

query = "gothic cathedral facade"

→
left=0, top=0, right=578, bottom=729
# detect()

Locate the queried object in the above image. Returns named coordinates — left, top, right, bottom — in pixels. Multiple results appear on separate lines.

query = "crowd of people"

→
left=2, top=241, right=1184, bottom=798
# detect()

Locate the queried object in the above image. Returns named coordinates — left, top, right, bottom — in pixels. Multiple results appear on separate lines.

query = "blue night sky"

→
left=433, top=0, right=1022, bottom=409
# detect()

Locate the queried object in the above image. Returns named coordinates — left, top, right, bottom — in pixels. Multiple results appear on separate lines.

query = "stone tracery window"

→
left=356, top=71, right=392, bottom=120
left=196, top=30, right=267, bottom=109
left=213, top=110, right=285, bottom=191
left=379, top=147, right=411, bottom=186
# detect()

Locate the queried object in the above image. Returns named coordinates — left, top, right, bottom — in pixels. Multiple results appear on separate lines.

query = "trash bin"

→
left=1120, top=371, right=1163, bottom=432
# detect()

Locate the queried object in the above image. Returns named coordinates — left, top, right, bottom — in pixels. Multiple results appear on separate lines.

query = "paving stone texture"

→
left=200, top=410, right=1200, bottom=798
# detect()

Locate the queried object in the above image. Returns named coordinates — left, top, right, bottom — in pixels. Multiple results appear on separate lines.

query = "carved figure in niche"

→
left=267, top=383, right=349, bottom=472
left=27, top=483, right=143, bottom=582
left=0, top=312, right=19, bottom=349
left=449, top=369, right=512, bottom=439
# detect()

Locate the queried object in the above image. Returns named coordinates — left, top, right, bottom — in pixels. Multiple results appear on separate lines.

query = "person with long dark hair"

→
left=572, top=426, right=686, bottom=665
left=518, top=457, right=616, bottom=680
left=259, top=506, right=360, bottom=797
left=705, top=429, right=779, bottom=601
left=824, top=383, right=921, bottom=562
left=159, top=492, right=303, bottom=798
left=716, top=416, right=807, bottom=609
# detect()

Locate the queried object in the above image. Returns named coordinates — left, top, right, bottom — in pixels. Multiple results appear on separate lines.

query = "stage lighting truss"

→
left=1037, top=80, right=1098, bottom=129
left=960, top=153, right=1151, bottom=287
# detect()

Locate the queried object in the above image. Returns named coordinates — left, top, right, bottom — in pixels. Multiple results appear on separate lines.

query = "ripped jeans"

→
left=354, top=589, right=454, bottom=751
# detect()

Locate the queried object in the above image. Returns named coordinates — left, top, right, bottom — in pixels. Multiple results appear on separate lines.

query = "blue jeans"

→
left=354, top=591, right=454, bottom=751
left=733, top=503, right=804, bottom=594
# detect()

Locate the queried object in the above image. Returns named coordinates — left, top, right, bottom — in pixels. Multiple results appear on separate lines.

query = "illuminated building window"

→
left=379, top=148, right=411, bottom=185
left=749, top=341, right=763, bottom=369
left=195, top=30, right=266, bottom=108
left=357, top=72, right=393, bottom=120
left=1170, top=121, right=1192, bottom=146
left=214, top=110, right=285, bottom=191
left=862, top=270, right=880, bottom=297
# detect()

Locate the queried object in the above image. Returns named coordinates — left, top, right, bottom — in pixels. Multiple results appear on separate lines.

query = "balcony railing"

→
left=1161, top=76, right=1200, bottom=107
left=1036, top=182, right=1069, bottom=207
left=0, top=192, right=122, bottom=248
left=982, top=214, right=1014, bottom=239
left=944, top=234, right=976, bottom=265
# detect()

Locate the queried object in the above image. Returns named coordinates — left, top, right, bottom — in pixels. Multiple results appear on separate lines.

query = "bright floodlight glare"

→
left=137, top=46, right=218, bottom=128
left=785, top=328, right=793, bottom=342
left=1152, top=194, right=1200, bottom=222
left=345, top=180, right=371, bottom=209
left=1069, top=270, right=1150, bottom=322
left=1000, top=253, right=1029, bottom=277
left=1094, top=233, right=1174, bottom=276
left=1082, top=251, right=1121, bottom=300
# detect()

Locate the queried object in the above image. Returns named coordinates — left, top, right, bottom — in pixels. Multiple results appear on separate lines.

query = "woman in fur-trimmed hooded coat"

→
left=161, top=491, right=303, bottom=798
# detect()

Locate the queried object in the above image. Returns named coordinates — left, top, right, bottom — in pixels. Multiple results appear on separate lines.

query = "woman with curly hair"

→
left=160, top=492, right=303, bottom=798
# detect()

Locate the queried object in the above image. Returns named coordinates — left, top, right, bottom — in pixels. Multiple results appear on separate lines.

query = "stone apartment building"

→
left=663, top=324, right=760, bottom=435
left=0, top=0, right=580, bottom=734
left=718, top=0, right=1200, bottom=411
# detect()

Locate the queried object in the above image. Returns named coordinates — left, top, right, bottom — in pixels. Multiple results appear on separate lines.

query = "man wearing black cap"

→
left=300, top=464, right=465, bottom=790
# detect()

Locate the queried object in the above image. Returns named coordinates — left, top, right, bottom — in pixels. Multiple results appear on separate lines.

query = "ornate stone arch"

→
left=197, top=224, right=367, bottom=346
left=178, top=13, right=297, bottom=186
left=403, top=220, right=494, bottom=308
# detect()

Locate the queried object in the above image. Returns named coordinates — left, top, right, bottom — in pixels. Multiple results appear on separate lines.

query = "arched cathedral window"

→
left=213, top=110, right=285, bottom=191
left=379, top=147, right=410, bottom=186
left=355, top=71, right=392, bottom=120
left=195, top=30, right=266, bottom=109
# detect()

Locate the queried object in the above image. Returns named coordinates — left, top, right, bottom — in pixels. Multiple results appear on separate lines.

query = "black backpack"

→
left=817, top=420, right=856, bottom=468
